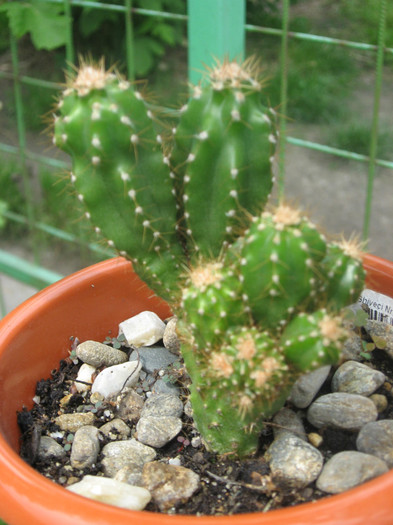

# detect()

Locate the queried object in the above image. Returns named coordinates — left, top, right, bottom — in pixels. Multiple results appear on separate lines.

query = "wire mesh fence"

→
left=0, top=0, right=391, bottom=317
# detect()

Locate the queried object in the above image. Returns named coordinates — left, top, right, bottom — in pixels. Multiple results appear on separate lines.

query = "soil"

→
left=17, top=327, right=393, bottom=516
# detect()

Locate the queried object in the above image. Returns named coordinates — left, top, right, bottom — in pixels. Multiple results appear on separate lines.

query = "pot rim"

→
left=0, top=253, right=393, bottom=525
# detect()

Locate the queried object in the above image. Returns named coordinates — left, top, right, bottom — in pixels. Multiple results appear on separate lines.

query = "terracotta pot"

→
left=0, top=254, right=393, bottom=525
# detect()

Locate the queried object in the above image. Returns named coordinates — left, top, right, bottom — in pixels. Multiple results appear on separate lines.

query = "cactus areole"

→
left=53, top=58, right=366, bottom=457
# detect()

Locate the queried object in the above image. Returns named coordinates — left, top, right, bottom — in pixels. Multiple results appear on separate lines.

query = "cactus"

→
left=53, top=58, right=366, bottom=457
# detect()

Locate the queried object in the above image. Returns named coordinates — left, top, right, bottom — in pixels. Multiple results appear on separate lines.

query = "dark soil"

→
left=17, top=335, right=393, bottom=516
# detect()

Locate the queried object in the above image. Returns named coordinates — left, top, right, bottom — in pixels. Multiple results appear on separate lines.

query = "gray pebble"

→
left=163, top=317, right=180, bottom=354
left=331, top=360, right=385, bottom=396
left=70, top=425, right=100, bottom=470
left=55, top=412, right=95, bottom=432
left=141, top=393, right=183, bottom=419
left=289, top=366, right=331, bottom=408
left=76, top=340, right=128, bottom=367
left=136, top=416, right=183, bottom=448
left=272, top=408, right=306, bottom=441
left=114, top=465, right=144, bottom=487
left=129, top=346, right=179, bottom=374
left=99, top=418, right=131, bottom=440
left=37, top=436, right=66, bottom=460
left=101, top=439, right=156, bottom=478
left=142, top=461, right=200, bottom=511
left=316, top=451, right=388, bottom=494
left=265, top=433, right=323, bottom=489
left=152, top=378, right=181, bottom=396
left=116, top=389, right=145, bottom=422
left=307, top=393, right=378, bottom=431
left=356, top=420, right=393, bottom=467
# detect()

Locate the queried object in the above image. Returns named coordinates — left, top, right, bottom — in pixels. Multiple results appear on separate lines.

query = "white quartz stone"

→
left=91, top=361, right=142, bottom=399
left=118, top=311, right=166, bottom=347
left=67, top=475, right=151, bottom=510
left=74, top=363, right=96, bottom=392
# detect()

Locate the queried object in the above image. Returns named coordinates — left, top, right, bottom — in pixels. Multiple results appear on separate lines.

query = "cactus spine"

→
left=53, top=59, right=366, bottom=457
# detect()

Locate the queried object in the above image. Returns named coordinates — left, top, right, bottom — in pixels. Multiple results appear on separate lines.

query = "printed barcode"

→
left=368, top=309, right=393, bottom=325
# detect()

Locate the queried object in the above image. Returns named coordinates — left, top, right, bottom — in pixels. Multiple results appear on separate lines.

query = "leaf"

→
left=0, top=1, right=69, bottom=50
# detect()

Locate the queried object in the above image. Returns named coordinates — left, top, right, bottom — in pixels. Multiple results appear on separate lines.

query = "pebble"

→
left=129, top=345, right=179, bottom=374
left=67, top=475, right=151, bottom=510
left=114, top=465, right=144, bottom=486
left=142, top=461, right=200, bottom=511
left=75, top=340, right=128, bottom=367
left=70, top=425, right=100, bottom=469
left=116, top=389, right=145, bottom=422
left=356, top=419, right=393, bottom=467
left=365, top=319, right=393, bottom=359
left=331, top=360, right=386, bottom=396
left=307, top=393, right=378, bottom=430
left=55, top=412, right=96, bottom=432
left=74, top=363, right=96, bottom=393
left=265, top=433, right=323, bottom=489
left=140, top=393, right=183, bottom=419
left=272, top=408, right=306, bottom=440
left=152, top=378, right=181, bottom=396
left=136, top=416, right=183, bottom=448
left=91, top=361, right=142, bottom=399
left=370, top=393, right=388, bottom=413
left=316, top=451, right=388, bottom=494
left=99, top=418, right=131, bottom=440
left=163, top=317, right=180, bottom=354
left=37, top=436, right=66, bottom=460
left=119, top=311, right=166, bottom=348
left=101, top=439, right=156, bottom=478
left=288, top=366, right=331, bottom=408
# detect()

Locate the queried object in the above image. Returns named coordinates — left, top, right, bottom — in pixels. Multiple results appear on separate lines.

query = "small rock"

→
left=76, top=340, right=128, bottom=367
left=101, top=439, right=156, bottom=478
left=136, top=416, right=183, bottom=448
left=289, top=366, right=331, bottom=408
left=55, top=412, right=96, bottom=432
left=331, top=360, right=386, bottom=396
left=370, top=393, right=388, bottom=413
left=272, top=408, right=306, bottom=440
left=356, top=419, right=393, bottom=467
left=341, top=332, right=365, bottom=361
left=99, top=418, right=131, bottom=440
left=70, top=425, right=100, bottom=470
left=307, top=393, right=378, bottom=431
left=74, top=363, right=97, bottom=393
left=152, top=378, right=181, bottom=396
left=365, top=320, right=393, bottom=359
left=140, top=393, right=183, bottom=419
left=129, top=346, right=179, bottom=374
left=37, top=436, right=66, bottom=460
left=163, top=317, right=180, bottom=354
left=265, top=433, right=323, bottom=489
left=116, top=389, right=145, bottom=422
left=142, top=461, right=200, bottom=511
left=114, top=465, right=144, bottom=486
left=316, top=451, right=388, bottom=494
left=91, top=361, right=142, bottom=399
left=67, top=475, right=151, bottom=510
left=308, top=432, right=323, bottom=448
left=119, top=311, right=166, bottom=348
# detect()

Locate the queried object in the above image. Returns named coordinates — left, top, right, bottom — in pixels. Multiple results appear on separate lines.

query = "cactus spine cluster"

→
left=53, top=58, right=366, bottom=457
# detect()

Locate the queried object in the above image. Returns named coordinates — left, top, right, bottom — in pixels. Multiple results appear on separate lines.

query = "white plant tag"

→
left=359, top=289, right=393, bottom=325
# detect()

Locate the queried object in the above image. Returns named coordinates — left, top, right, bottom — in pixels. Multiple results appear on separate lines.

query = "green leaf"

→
left=0, top=1, right=69, bottom=50
left=0, top=200, right=8, bottom=229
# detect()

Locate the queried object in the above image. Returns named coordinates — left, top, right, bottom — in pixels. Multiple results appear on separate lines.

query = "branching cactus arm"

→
left=53, top=62, right=185, bottom=300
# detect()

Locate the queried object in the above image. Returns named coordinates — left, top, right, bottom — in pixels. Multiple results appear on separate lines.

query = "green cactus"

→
left=53, top=61, right=185, bottom=300
left=170, top=58, right=276, bottom=259
left=238, top=204, right=327, bottom=331
left=53, top=58, right=366, bottom=458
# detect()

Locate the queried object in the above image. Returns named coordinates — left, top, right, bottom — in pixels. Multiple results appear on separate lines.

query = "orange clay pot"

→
left=0, top=254, right=393, bottom=525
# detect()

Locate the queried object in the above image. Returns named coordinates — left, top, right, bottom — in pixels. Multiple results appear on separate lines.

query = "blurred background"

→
left=0, top=0, right=392, bottom=316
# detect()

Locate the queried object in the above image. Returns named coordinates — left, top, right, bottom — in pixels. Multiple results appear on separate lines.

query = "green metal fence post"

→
left=187, top=0, right=246, bottom=84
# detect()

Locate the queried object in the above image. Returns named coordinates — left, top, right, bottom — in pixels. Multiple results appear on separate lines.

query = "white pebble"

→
left=92, top=361, right=142, bottom=399
left=67, top=475, right=151, bottom=510
left=118, top=311, right=166, bottom=348
left=74, top=363, right=96, bottom=392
